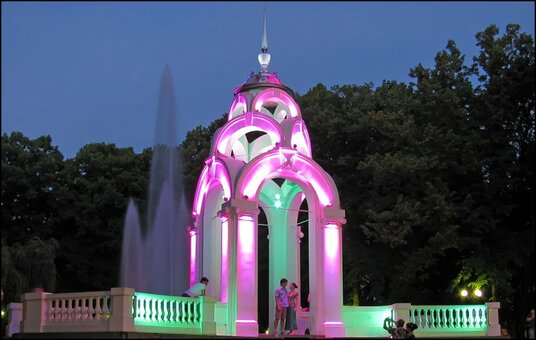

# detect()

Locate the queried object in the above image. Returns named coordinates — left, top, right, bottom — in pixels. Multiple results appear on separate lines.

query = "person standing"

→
left=383, top=317, right=408, bottom=339
left=285, top=282, right=299, bottom=335
left=182, top=277, right=209, bottom=297
left=273, top=278, right=289, bottom=336
left=527, top=308, right=535, bottom=339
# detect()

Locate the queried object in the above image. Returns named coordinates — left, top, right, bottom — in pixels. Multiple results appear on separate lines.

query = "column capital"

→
left=322, top=207, right=346, bottom=225
left=222, top=198, right=259, bottom=216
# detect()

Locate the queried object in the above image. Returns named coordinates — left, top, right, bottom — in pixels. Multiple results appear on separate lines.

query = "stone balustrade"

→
left=11, top=291, right=499, bottom=338
left=17, top=288, right=217, bottom=336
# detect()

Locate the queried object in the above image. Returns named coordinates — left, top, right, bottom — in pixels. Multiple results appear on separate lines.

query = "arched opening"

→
left=256, top=176, right=314, bottom=335
left=210, top=113, right=282, bottom=163
left=201, top=181, right=225, bottom=299
left=231, top=147, right=344, bottom=337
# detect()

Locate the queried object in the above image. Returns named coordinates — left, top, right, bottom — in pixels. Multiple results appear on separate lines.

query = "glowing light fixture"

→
left=474, top=289, right=483, bottom=297
left=460, top=289, right=469, bottom=297
left=274, top=200, right=281, bottom=208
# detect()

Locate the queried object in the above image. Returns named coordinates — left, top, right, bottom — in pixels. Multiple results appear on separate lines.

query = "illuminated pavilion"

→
left=189, top=12, right=346, bottom=338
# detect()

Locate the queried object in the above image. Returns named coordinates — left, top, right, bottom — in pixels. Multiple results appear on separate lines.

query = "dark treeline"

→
left=1, top=24, right=534, bottom=337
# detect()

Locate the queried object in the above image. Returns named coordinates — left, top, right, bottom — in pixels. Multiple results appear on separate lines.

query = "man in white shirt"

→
left=182, top=277, right=209, bottom=297
left=273, top=278, right=289, bottom=336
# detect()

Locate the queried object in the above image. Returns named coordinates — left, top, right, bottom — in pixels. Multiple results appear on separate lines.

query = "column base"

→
left=235, top=319, right=259, bottom=337
left=323, top=321, right=345, bottom=338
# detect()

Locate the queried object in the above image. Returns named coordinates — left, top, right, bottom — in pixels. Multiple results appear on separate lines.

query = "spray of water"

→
left=120, top=65, right=189, bottom=295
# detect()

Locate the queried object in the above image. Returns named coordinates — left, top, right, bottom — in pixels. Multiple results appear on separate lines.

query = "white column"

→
left=321, top=207, right=346, bottom=338
left=222, top=198, right=260, bottom=337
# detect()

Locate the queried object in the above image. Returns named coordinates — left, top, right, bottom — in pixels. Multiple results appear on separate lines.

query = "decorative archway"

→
left=190, top=23, right=346, bottom=338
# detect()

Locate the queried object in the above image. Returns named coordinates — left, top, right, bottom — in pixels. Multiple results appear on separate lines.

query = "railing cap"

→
left=8, top=302, right=23, bottom=310
left=392, top=303, right=411, bottom=309
left=485, top=301, right=501, bottom=309
left=111, top=287, right=135, bottom=296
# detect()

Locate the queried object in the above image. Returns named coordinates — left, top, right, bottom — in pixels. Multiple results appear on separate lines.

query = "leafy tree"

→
left=56, top=143, right=150, bottom=292
left=1, top=132, right=65, bottom=245
left=1, top=237, right=58, bottom=303
left=455, top=24, right=535, bottom=337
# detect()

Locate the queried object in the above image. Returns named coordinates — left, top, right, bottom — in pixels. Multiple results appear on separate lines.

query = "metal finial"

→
left=258, top=6, right=271, bottom=73
left=261, top=6, right=268, bottom=53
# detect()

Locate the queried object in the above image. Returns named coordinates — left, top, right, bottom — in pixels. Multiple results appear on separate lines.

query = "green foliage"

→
left=1, top=132, right=65, bottom=245
left=56, top=143, right=151, bottom=292
left=1, top=238, right=58, bottom=303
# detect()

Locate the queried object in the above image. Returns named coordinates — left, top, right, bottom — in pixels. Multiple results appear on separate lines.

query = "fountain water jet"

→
left=120, top=65, right=189, bottom=296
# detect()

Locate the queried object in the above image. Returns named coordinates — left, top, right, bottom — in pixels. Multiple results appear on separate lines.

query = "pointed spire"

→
left=261, top=6, right=268, bottom=53
left=258, top=6, right=271, bottom=73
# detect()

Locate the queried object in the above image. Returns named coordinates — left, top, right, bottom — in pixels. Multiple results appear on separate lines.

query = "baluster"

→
left=163, top=299, right=167, bottom=322
left=47, top=299, right=54, bottom=321
left=181, top=300, right=186, bottom=324
left=175, top=300, right=182, bottom=323
left=431, top=309, right=436, bottom=329
left=157, top=299, right=163, bottom=322
left=143, top=298, right=149, bottom=321
left=138, top=297, right=143, bottom=320
left=82, top=298, right=89, bottom=320
left=143, top=298, right=148, bottom=321
left=194, top=300, right=199, bottom=323
left=440, top=308, right=445, bottom=328
left=90, top=297, right=96, bottom=320
left=97, top=297, right=104, bottom=320
left=67, top=299, right=73, bottom=320
left=169, top=300, right=175, bottom=322
left=74, top=299, right=81, bottom=321
left=62, top=299, right=68, bottom=321
left=189, top=301, right=194, bottom=323
left=151, top=298, right=157, bottom=322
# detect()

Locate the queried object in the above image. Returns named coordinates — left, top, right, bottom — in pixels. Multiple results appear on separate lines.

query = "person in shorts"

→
left=273, top=278, right=289, bottom=336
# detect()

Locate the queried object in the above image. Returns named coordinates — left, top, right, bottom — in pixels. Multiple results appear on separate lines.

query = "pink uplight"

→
left=190, top=234, right=197, bottom=287
left=324, top=224, right=339, bottom=261
left=221, top=218, right=229, bottom=303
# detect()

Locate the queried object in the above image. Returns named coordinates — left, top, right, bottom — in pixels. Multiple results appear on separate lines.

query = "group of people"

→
left=182, top=276, right=300, bottom=336
left=383, top=317, right=418, bottom=339
left=273, top=278, right=300, bottom=336
left=182, top=277, right=424, bottom=339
